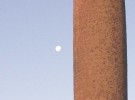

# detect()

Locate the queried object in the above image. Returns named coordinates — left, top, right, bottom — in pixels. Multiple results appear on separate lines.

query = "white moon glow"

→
left=55, top=46, right=62, bottom=52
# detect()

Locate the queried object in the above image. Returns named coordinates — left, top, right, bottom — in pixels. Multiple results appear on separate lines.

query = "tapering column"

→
left=74, top=0, right=127, bottom=100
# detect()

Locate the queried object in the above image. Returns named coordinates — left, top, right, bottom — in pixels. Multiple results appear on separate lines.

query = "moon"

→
left=55, top=46, right=62, bottom=52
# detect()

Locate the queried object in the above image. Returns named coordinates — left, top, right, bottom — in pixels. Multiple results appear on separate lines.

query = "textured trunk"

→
left=74, top=0, right=127, bottom=100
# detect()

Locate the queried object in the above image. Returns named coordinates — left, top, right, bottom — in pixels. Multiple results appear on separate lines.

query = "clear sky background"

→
left=126, top=0, right=135, bottom=99
left=0, top=0, right=134, bottom=100
left=0, top=0, right=73, bottom=100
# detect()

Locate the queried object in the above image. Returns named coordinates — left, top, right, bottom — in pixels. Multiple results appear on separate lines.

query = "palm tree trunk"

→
left=74, top=0, right=127, bottom=100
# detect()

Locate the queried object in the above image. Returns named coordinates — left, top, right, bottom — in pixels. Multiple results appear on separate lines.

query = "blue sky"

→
left=126, top=0, right=135, bottom=99
left=0, top=0, right=73, bottom=100
left=0, top=0, right=134, bottom=100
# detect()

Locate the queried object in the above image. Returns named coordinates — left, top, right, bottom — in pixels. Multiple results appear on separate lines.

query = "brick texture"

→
left=74, top=0, right=127, bottom=100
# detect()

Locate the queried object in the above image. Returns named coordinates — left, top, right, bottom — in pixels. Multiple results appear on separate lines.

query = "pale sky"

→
left=126, top=0, right=135, bottom=99
left=0, top=0, right=134, bottom=100
left=0, top=0, right=73, bottom=100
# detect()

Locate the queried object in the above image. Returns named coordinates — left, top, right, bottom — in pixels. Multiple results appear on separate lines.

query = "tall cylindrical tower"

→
left=74, top=0, right=127, bottom=100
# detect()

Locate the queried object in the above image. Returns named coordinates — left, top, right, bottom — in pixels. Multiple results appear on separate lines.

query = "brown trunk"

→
left=74, top=0, right=127, bottom=100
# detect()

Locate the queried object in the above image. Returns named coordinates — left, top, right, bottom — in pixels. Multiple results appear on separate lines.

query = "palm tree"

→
left=74, top=0, right=127, bottom=100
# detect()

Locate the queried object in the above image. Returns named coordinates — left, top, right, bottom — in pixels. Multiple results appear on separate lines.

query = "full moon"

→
left=55, top=46, right=62, bottom=52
